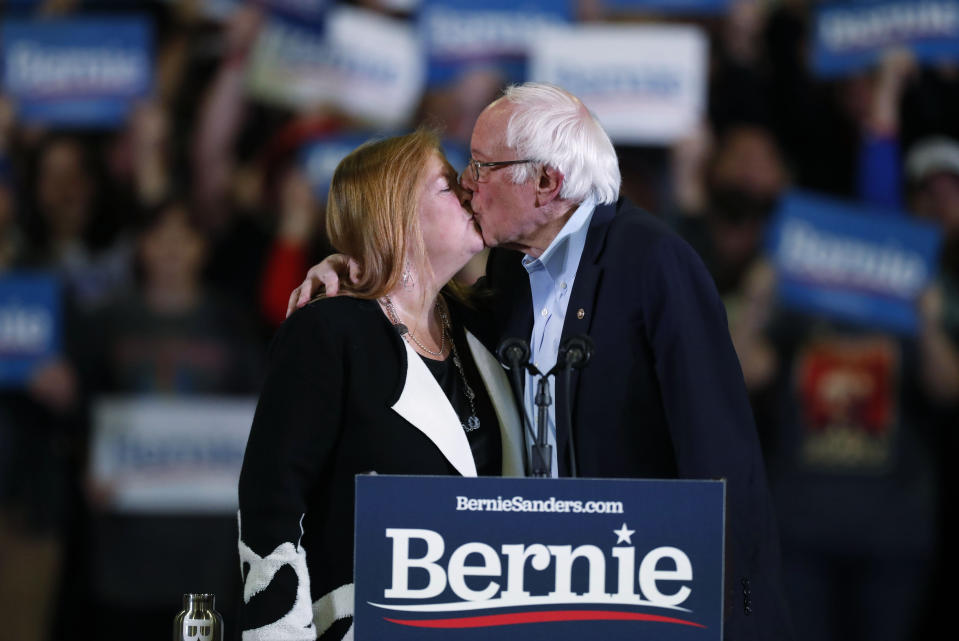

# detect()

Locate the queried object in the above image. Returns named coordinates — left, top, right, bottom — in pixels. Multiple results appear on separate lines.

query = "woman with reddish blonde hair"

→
left=237, top=129, right=524, bottom=641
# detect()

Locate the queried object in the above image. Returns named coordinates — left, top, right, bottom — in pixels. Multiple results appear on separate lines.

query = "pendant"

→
left=463, top=415, right=481, bottom=432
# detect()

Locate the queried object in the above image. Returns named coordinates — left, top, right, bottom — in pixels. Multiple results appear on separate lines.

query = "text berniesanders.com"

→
left=456, top=495, right=624, bottom=514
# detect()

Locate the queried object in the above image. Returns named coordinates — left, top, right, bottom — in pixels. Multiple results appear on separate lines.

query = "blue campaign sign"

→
left=354, top=475, right=724, bottom=641
left=766, top=191, right=942, bottom=335
left=418, top=0, right=573, bottom=86
left=1, top=16, right=153, bottom=127
left=300, top=134, right=375, bottom=199
left=0, top=273, right=61, bottom=387
left=812, top=0, right=959, bottom=77
left=301, top=133, right=470, bottom=199
left=600, top=0, right=730, bottom=14
left=255, top=0, right=329, bottom=25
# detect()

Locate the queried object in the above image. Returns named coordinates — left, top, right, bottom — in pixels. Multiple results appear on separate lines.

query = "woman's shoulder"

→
left=287, top=295, right=379, bottom=326
left=277, top=296, right=383, bottom=345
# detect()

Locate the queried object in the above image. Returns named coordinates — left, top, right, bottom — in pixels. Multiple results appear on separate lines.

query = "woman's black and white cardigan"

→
left=237, top=296, right=524, bottom=641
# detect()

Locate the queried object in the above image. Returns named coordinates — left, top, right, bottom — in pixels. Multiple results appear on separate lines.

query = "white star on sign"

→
left=613, top=523, right=635, bottom=545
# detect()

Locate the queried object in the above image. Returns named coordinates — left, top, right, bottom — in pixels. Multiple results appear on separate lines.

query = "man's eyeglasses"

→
left=461, top=158, right=536, bottom=184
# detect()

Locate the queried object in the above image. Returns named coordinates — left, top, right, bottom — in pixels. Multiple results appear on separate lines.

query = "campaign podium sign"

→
left=354, top=475, right=724, bottom=640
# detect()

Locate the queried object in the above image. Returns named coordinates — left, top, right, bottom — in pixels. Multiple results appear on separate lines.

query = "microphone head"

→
left=559, top=334, right=594, bottom=368
left=496, top=337, right=531, bottom=369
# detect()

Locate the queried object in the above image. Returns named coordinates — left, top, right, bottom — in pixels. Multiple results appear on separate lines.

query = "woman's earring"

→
left=401, top=260, right=414, bottom=290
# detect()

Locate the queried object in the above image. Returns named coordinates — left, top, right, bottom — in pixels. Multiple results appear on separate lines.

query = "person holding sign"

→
left=237, top=130, right=524, bottom=641
left=292, top=83, right=795, bottom=641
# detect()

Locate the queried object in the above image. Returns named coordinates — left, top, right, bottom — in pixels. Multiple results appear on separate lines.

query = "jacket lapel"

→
left=465, top=330, right=525, bottom=477
left=391, top=341, right=477, bottom=477
left=555, top=200, right=616, bottom=474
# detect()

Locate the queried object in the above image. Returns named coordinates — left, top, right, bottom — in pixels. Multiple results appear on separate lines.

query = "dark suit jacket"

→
left=238, top=296, right=524, bottom=641
left=477, top=197, right=795, bottom=641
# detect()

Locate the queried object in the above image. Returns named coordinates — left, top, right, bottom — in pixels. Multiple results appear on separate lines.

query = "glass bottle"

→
left=173, top=593, right=223, bottom=641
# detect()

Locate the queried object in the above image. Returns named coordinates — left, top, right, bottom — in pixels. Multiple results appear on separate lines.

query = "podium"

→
left=354, top=476, right=724, bottom=640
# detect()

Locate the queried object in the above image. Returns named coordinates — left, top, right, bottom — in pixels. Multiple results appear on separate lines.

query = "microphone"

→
left=497, top=337, right=530, bottom=370
left=555, top=335, right=594, bottom=479
left=496, top=337, right=537, bottom=474
left=557, top=335, right=594, bottom=369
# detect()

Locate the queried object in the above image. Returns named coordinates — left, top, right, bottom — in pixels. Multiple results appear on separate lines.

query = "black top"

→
left=418, top=323, right=501, bottom=476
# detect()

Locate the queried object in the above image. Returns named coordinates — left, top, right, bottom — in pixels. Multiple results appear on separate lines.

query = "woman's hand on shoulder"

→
left=286, top=254, right=362, bottom=317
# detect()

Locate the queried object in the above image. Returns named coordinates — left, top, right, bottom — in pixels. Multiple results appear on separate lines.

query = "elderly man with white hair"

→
left=292, top=82, right=795, bottom=641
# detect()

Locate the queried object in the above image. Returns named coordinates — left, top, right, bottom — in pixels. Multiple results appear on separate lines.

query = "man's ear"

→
left=535, top=165, right=564, bottom=207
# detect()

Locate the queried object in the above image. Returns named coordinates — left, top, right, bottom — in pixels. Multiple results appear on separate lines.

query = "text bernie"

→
left=383, top=528, right=693, bottom=608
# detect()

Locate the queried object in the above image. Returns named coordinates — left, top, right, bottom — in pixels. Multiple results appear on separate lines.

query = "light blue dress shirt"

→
left=521, top=196, right=596, bottom=477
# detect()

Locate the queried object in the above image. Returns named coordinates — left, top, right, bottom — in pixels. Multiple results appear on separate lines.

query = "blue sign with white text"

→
left=1, top=17, right=153, bottom=127
left=301, top=133, right=470, bottom=198
left=0, top=274, right=61, bottom=387
left=300, top=134, right=375, bottom=199
left=418, top=0, right=572, bottom=86
left=256, top=0, right=328, bottom=25
left=812, top=0, right=959, bottom=77
left=766, top=191, right=942, bottom=335
left=600, top=0, right=729, bottom=13
left=354, top=475, right=724, bottom=641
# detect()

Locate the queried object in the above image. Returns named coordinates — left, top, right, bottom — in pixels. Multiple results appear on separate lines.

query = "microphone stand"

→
left=560, top=365, right=578, bottom=478
left=497, top=336, right=593, bottom=479
left=531, top=370, right=552, bottom=478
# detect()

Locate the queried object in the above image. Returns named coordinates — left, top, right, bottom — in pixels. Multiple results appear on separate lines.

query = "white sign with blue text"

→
left=89, top=396, right=256, bottom=514
left=529, top=24, right=707, bottom=145
left=767, top=191, right=942, bottom=335
left=246, top=6, right=423, bottom=127
left=354, top=475, right=724, bottom=640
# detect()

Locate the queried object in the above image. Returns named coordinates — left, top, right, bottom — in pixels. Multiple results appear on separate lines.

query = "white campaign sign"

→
left=529, top=24, right=707, bottom=145
left=246, top=5, right=424, bottom=127
left=89, top=396, right=256, bottom=514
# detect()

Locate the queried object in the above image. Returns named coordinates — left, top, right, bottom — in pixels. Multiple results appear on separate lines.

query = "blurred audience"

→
left=76, top=198, right=260, bottom=640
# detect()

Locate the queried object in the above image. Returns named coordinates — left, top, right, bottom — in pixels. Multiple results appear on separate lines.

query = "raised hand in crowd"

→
left=868, top=48, right=918, bottom=138
left=129, top=101, right=172, bottom=207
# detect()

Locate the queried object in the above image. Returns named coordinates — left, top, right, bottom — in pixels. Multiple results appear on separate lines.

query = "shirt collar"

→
left=522, top=195, right=597, bottom=280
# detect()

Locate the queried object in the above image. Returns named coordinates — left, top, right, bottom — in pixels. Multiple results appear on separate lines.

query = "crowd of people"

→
left=0, top=1, right=957, bottom=641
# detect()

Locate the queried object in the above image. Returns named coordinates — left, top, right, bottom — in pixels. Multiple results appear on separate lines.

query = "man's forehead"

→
left=471, top=101, right=512, bottom=157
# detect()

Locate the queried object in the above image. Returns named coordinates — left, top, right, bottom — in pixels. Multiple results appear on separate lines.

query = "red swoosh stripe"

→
left=385, top=610, right=706, bottom=628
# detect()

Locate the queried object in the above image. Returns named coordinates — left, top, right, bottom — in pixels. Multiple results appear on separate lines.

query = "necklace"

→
left=438, top=301, right=481, bottom=433
left=382, top=295, right=446, bottom=356
left=382, top=295, right=481, bottom=433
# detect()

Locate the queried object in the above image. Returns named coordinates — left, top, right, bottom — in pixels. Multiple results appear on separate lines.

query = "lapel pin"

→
left=577, top=308, right=585, bottom=320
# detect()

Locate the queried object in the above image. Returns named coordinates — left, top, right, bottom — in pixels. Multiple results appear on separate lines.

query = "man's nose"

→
left=458, top=167, right=476, bottom=191
left=454, top=178, right=473, bottom=206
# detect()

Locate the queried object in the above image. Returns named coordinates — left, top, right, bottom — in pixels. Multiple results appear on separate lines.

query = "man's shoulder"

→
left=596, top=198, right=694, bottom=266
left=606, top=198, right=676, bottom=243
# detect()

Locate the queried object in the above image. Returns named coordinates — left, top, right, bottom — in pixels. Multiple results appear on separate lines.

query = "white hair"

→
left=500, top=82, right=620, bottom=205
